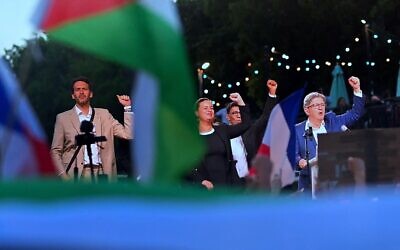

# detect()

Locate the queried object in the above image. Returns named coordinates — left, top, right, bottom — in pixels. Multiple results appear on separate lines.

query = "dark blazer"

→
left=192, top=105, right=251, bottom=187
left=242, top=95, right=278, bottom=164
left=295, top=94, right=366, bottom=190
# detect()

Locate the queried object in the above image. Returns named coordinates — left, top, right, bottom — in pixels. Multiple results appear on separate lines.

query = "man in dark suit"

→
left=295, top=76, right=365, bottom=193
left=226, top=80, right=278, bottom=182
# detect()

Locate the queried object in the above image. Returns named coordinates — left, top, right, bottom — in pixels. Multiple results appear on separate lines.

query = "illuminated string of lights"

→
left=198, top=66, right=248, bottom=107
left=267, top=19, right=399, bottom=72
left=198, top=19, right=399, bottom=106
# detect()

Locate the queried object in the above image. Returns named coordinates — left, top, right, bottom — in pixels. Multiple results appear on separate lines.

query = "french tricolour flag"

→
left=0, top=59, right=55, bottom=179
left=257, top=87, right=304, bottom=187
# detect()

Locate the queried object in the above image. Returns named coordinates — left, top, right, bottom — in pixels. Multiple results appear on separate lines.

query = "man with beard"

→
left=51, top=77, right=133, bottom=181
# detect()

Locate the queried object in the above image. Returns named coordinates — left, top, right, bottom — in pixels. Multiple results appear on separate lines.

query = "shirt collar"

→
left=305, top=119, right=325, bottom=130
left=74, top=105, right=92, bottom=116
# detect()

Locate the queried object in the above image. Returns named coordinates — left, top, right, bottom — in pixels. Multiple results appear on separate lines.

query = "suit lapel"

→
left=69, top=107, right=81, bottom=133
left=92, top=108, right=101, bottom=136
left=92, top=108, right=105, bottom=148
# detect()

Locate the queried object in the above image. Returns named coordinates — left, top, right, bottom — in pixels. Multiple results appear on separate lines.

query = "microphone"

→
left=80, top=120, right=94, bottom=133
left=341, top=125, right=350, bottom=132
left=303, top=126, right=313, bottom=138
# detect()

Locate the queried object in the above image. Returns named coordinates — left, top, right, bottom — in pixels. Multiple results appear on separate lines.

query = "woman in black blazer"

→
left=191, top=93, right=251, bottom=189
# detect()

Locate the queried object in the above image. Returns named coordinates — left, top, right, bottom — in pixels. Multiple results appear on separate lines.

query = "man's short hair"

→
left=226, top=102, right=239, bottom=114
left=71, top=76, right=92, bottom=93
left=303, top=92, right=326, bottom=108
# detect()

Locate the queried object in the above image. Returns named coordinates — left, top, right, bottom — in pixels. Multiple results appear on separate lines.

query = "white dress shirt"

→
left=75, top=106, right=102, bottom=165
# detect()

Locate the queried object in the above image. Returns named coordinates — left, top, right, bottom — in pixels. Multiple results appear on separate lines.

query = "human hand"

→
left=229, top=92, right=245, bottom=106
left=348, top=76, right=361, bottom=93
left=116, top=95, right=132, bottom=107
left=267, top=79, right=278, bottom=96
left=298, top=159, right=308, bottom=169
left=201, top=180, right=214, bottom=190
left=60, top=172, right=72, bottom=181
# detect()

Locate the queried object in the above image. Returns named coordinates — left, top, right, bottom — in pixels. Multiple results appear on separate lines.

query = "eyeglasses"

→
left=307, top=103, right=326, bottom=109
left=229, top=111, right=241, bottom=115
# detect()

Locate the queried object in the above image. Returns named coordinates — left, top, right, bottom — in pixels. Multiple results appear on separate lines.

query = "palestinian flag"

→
left=35, top=0, right=204, bottom=183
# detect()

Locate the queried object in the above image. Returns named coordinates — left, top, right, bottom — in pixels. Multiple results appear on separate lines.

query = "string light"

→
left=263, top=19, right=398, bottom=72
left=199, top=19, right=398, bottom=104
left=201, top=62, right=210, bottom=70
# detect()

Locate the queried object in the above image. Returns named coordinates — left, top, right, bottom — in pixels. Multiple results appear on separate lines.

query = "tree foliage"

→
left=3, top=38, right=133, bottom=141
left=3, top=0, right=400, bottom=131
left=178, top=0, right=400, bottom=108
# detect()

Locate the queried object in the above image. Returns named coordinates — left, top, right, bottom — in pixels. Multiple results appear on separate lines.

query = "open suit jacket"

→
left=191, top=105, right=251, bottom=187
left=51, top=107, right=133, bottom=180
left=295, top=94, right=365, bottom=190
left=242, top=95, right=278, bottom=164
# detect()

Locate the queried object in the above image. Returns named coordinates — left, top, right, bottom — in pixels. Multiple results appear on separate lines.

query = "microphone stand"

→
left=65, top=145, right=83, bottom=182
left=303, top=126, right=313, bottom=193
left=65, top=140, right=101, bottom=183
left=65, top=120, right=107, bottom=183
left=85, top=142, right=95, bottom=182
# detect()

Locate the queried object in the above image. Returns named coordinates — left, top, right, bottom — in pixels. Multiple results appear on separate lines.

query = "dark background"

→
left=2, top=0, right=400, bottom=174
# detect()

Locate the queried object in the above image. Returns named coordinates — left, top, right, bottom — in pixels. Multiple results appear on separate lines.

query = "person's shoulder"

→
left=213, top=123, right=229, bottom=132
left=295, top=120, right=306, bottom=127
left=213, top=122, right=227, bottom=129
left=57, top=108, right=74, bottom=118
left=94, top=108, right=110, bottom=115
left=325, top=111, right=335, bottom=118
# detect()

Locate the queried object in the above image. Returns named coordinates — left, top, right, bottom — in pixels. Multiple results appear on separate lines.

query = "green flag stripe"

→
left=0, top=181, right=259, bottom=202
